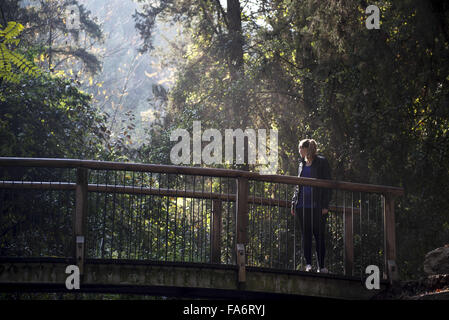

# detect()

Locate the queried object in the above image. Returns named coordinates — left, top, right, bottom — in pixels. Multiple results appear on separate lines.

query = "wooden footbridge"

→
left=0, top=158, right=404, bottom=299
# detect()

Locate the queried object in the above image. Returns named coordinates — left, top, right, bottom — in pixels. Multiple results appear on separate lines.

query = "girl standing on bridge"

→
left=291, top=139, right=332, bottom=273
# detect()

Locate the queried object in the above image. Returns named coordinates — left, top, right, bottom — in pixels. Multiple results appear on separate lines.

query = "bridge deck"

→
left=0, top=257, right=386, bottom=300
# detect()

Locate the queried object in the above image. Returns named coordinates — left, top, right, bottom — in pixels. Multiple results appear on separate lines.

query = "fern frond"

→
left=0, top=22, right=24, bottom=41
left=0, top=21, right=42, bottom=83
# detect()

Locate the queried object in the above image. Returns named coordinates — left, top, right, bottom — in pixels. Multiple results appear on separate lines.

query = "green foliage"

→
left=0, top=73, right=108, bottom=158
left=0, top=21, right=41, bottom=83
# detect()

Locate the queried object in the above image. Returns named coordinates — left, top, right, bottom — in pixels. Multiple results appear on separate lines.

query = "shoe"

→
left=305, top=264, right=312, bottom=272
left=318, top=267, right=329, bottom=274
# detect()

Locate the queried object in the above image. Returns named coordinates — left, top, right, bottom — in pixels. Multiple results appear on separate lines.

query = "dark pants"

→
left=295, top=206, right=326, bottom=269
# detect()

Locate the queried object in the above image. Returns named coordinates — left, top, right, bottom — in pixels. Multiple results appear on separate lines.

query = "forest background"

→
left=1, top=0, right=449, bottom=283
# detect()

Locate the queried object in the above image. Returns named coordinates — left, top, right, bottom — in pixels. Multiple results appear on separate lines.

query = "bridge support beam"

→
left=75, top=167, right=88, bottom=277
left=0, top=258, right=386, bottom=300
left=383, top=194, right=399, bottom=283
left=236, top=177, right=249, bottom=283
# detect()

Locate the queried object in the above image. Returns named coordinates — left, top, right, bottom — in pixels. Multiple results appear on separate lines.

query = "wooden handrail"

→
left=0, top=157, right=404, bottom=195
left=0, top=180, right=361, bottom=213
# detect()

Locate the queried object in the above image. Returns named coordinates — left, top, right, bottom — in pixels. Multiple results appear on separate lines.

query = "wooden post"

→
left=236, top=177, right=249, bottom=283
left=383, top=193, right=399, bottom=283
left=344, top=210, right=354, bottom=276
left=74, top=167, right=88, bottom=276
left=210, top=199, right=222, bottom=264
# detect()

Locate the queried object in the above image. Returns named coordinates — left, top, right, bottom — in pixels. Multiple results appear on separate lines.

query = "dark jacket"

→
left=291, top=155, right=332, bottom=210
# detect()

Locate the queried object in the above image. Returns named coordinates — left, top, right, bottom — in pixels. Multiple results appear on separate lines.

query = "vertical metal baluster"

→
left=144, top=175, right=149, bottom=260
left=149, top=172, right=153, bottom=260
left=247, top=180, right=251, bottom=266
left=146, top=173, right=150, bottom=260
left=301, top=181, right=305, bottom=270
left=311, top=184, right=314, bottom=270
left=340, top=190, right=342, bottom=274
left=265, top=182, right=269, bottom=268
left=333, top=189, right=337, bottom=274
left=69, top=168, right=74, bottom=257
left=293, top=183, right=296, bottom=270
left=118, top=171, right=124, bottom=259
left=367, top=193, right=370, bottom=268
left=124, top=170, right=129, bottom=258
left=327, top=189, right=332, bottom=273
left=258, top=181, right=262, bottom=267
left=138, top=172, right=143, bottom=260
left=376, top=194, right=380, bottom=273
left=35, top=170, right=39, bottom=255
left=14, top=176, right=20, bottom=255
left=182, top=175, right=187, bottom=262
left=264, top=183, right=267, bottom=267
left=199, top=176, right=203, bottom=262
left=329, top=189, right=332, bottom=273
left=191, top=176, right=194, bottom=262
left=205, top=176, right=209, bottom=263
left=257, top=181, right=261, bottom=267
left=93, top=171, right=100, bottom=258
left=284, top=184, right=289, bottom=270
left=173, top=174, right=178, bottom=262
left=52, top=181, right=58, bottom=255
left=333, top=189, right=336, bottom=272
left=343, top=190, right=347, bottom=275
left=190, top=176, right=194, bottom=262
left=251, top=180, right=255, bottom=266
left=351, top=192, right=354, bottom=275
left=226, top=177, right=230, bottom=264
left=187, top=177, right=191, bottom=262
left=380, top=194, right=384, bottom=276
left=61, top=169, right=67, bottom=256
left=157, top=172, right=162, bottom=260
left=360, top=191, right=363, bottom=278
left=134, top=172, right=139, bottom=260
left=201, top=176, right=205, bottom=262
left=277, top=183, right=281, bottom=268
left=328, top=188, right=332, bottom=273
left=219, top=177, right=223, bottom=264
left=204, top=176, right=208, bottom=262
left=128, top=171, right=133, bottom=259
left=111, top=171, right=116, bottom=259
left=259, top=181, right=263, bottom=267
left=333, top=188, right=336, bottom=273
left=165, top=174, right=170, bottom=262
left=57, top=172, right=62, bottom=256
left=209, top=176, right=213, bottom=263
left=268, top=183, right=272, bottom=268
left=101, top=170, right=108, bottom=259
left=49, top=179, right=53, bottom=256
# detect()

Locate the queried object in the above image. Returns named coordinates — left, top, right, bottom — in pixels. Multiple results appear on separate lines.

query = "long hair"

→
left=299, top=139, right=318, bottom=160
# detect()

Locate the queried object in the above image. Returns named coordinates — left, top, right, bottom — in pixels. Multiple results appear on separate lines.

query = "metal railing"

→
left=0, top=157, right=404, bottom=283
